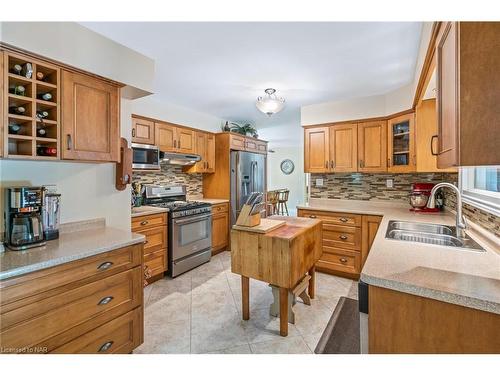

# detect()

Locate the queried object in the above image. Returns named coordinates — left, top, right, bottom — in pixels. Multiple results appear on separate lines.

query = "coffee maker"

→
left=4, top=187, right=46, bottom=250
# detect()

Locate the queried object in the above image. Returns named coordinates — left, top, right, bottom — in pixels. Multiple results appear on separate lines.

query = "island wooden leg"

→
left=242, top=276, right=249, bottom=320
left=308, top=265, right=316, bottom=299
left=279, top=287, right=288, bottom=336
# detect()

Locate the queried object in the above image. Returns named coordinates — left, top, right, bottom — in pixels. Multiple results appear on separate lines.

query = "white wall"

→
left=0, top=22, right=154, bottom=98
left=131, top=96, right=224, bottom=132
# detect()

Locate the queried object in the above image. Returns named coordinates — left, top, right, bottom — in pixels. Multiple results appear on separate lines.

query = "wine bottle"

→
left=21, top=63, right=33, bottom=79
left=9, top=106, right=26, bottom=115
left=37, top=126, right=47, bottom=137
left=38, top=92, right=52, bottom=101
left=9, top=85, right=26, bottom=96
left=37, top=146, right=57, bottom=156
left=36, top=71, right=45, bottom=81
left=36, top=110, right=49, bottom=119
left=9, top=123, right=21, bottom=134
left=11, top=64, right=22, bottom=75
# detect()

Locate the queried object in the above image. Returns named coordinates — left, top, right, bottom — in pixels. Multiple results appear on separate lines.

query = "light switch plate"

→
left=315, top=178, right=324, bottom=187
left=386, top=179, right=394, bottom=188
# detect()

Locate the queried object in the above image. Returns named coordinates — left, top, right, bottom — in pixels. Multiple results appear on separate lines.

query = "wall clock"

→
left=280, top=159, right=295, bottom=175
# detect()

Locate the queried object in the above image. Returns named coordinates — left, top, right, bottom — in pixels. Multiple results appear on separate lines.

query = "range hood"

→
left=160, top=152, right=201, bottom=165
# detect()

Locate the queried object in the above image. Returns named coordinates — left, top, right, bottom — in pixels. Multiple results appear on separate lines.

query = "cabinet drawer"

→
left=51, top=308, right=142, bottom=354
left=212, top=202, right=229, bottom=214
left=298, top=209, right=361, bottom=227
left=0, top=244, right=142, bottom=307
left=135, top=226, right=166, bottom=255
left=0, top=267, right=142, bottom=350
left=144, top=250, right=166, bottom=276
left=131, top=213, right=166, bottom=231
left=317, top=248, right=360, bottom=275
left=323, top=224, right=361, bottom=250
left=230, top=135, right=246, bottom=150
left=245, top=140, right=257, bottom=151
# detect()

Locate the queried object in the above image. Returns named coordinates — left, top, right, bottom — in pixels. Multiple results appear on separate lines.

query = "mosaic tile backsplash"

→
left=132, top=164, right=203, bottom=198
left=310, top=172, right=499, bottom=237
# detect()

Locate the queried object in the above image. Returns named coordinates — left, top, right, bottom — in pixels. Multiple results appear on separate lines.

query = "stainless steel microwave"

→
left=131, top=143, right=160, bottom=170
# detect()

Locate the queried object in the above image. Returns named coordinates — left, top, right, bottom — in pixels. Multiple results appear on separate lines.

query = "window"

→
left=460, top=166, right=500, bottom=216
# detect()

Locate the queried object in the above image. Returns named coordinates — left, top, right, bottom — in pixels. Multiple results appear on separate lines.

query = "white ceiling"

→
left=81, top=22, right=422, bottom=136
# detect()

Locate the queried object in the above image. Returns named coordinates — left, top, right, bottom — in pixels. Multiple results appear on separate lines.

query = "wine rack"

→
left=3, top=51, right=60, bottom=159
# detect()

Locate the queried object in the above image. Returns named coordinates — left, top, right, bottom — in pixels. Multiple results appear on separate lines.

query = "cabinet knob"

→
left=140, top=220, right=148, bottom=226
left=431, top=135, right=439, bottom=156
left=132, top=128, right=136, bottom=137
left=309, top=215, right=317, bottom=219
left=339, top=217, right=348, bottom=223
left=173, top=140, right=177, bottom=148
left=325, top=161, right=328, bottom=168
left=339, top=235, right=348, bottom=240
left=98, top=341, right=114, bottom=352
left=66, top=134, right=73, bottom=150
left=339, top=258, right=348, bottom=263
left=97, top=296, right=114, bottom=306
left=97, top=261, right=113, bottom=270
left=178, top=140, right=181, bottom=149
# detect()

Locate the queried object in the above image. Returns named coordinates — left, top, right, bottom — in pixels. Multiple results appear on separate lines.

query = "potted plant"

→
left=230, top=122, right=258, bottom=138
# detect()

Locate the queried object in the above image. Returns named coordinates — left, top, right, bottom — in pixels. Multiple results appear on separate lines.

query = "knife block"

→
left=235, top=204, right=261, bottom=227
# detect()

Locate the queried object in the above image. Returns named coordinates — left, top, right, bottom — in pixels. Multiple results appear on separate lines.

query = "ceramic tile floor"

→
left=135, top=251, right=358, bottom=354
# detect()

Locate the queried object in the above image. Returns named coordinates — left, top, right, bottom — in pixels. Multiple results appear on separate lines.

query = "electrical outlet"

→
left=315, top=178, right=324, bottom=187
left=386, top=179, right=394, bottom=188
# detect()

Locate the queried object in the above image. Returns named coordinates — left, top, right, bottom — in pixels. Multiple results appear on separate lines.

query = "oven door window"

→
left=179, top=218, right=209, bottom=246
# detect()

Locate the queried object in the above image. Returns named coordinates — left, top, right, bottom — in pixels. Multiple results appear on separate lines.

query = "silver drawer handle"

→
left=97, top=262, right=113, bottom=270
left=339, top=258, right=348, bottom=263
left=98, top=296, right=114, bottom=306
left=339, top=235, right=348, bottom=240
left=98, top=341, right=114, bottom=352
left=309, top=215, right=317, bottom=218
left=339, top=217, right=348, bottom=222
left=140, top=220, right=148, bottom=226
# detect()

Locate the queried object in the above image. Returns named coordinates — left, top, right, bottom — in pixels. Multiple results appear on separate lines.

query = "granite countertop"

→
left=131, top=206, right=169, bottom=217
left=297, top=199, right=500, bottom=314
left=0, top=224, right=145, bottom=280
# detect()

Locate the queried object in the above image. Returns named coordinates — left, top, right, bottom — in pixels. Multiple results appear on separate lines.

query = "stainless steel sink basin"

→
left=385, top=220, right=485, bottom=252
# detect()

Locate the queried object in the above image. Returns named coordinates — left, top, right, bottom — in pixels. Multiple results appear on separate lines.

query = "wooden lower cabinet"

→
left=298, top=208, right=381, bottom=279
left=0, top=244, right=144, bottom=354
left=369, top=285, right=500, bottom=353
left=212, top=202, right=229, bottom=254
left=131, top=213, right=168, bottom=282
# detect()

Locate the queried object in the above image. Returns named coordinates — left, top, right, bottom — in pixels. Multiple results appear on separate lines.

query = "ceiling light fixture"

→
left=256, top=88, right=285, bottom=117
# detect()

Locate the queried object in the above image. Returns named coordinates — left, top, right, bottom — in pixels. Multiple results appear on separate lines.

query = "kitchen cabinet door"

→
left=205, top=133, right=215, bottom=173
left=387, top=113, right=415, bottom=173
left=357, top=121, right=387, bottom=172
left=193, top=131, right=207, bottom=172
left=304, top=127, right=330, bottom=173
left=329, top=124, right=358, bottom=172
left=155, top=122, right=176, bottom=152
left=212, top=209, right=229, bottom=254
left=61, top=70, right=119, bottom=162
left=132, top=117, right=155, bottom=145
left=176, top=128, right=195, bottom=154
left=361, top=215, right=382, bottom=268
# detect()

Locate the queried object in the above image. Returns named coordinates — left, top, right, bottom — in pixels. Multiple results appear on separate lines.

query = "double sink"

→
left=385, top=220, right=485, bottom=252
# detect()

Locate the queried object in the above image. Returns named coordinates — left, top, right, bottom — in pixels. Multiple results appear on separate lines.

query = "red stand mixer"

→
left=409, top=183, right=441, bottom=212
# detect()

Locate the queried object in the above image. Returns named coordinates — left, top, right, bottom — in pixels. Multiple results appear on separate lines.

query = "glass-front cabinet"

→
left=387, top=113, right=415, bottom=173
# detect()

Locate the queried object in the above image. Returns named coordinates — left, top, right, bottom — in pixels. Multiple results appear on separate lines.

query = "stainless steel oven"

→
left=132, top=143, right=160, bottom=170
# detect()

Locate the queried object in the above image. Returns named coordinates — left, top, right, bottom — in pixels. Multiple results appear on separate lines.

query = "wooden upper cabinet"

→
left=304, top=127, right=330, bottom=173
left=132, top=117, right=154, bottom=144
left=415, top=99, right=456, bottom=173
left=436, top=22, right=500, bottom=167
left=61, top=70, right=119, bottom=162
left=387, top=113, right=415, bottom=173
left=357, top=121, right=387, bottom=172
left=329, top=124, right=358, bottom=172
left=155, top=122, right=176, bottom=152
left=184, top=131, right=215, bottom=173
left=176, top=128, right=194, bottom=153
left=205, top=133, right=215, bottom=172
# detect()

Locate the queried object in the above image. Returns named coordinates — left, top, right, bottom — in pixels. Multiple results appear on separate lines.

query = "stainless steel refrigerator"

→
left=230, top=150, right=267, bottom=224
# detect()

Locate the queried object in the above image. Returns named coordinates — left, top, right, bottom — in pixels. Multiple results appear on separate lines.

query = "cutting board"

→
left=233, top=219, right=286, bottom=233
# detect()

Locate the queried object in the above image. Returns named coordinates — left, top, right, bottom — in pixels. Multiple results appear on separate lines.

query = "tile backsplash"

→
left=132, top=164, right=203, bottom=198
left=310, top=172, right=499, bottom=237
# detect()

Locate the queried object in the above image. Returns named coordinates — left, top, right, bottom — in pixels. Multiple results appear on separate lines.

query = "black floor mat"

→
left=315, top=297, right=360, bottom=354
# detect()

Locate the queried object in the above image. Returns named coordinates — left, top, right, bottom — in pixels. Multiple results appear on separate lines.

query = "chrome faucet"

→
left=427, top=182, right=467, bottom=238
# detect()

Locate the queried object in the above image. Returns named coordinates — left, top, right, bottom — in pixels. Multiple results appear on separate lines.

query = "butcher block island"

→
left=231, top=216, right=322, bottom=337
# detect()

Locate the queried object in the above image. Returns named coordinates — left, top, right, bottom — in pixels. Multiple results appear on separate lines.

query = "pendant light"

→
left=256, top=88, right=285, bottom=117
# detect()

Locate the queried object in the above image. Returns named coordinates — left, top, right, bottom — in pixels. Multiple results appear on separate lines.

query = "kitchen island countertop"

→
left=297, top=199, right=500, bottom=314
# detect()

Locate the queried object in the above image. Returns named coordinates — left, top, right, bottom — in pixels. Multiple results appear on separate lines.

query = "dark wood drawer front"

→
left=131, top=213, right=166, bottom=231
left=0, top=245, right=142, bottom=307
left=323, top=224, right=361, bottom=250
left=136, top=226, right=166, bottom=255
left=51, top=308, right=142, bottom=354
left=298, top=209, right=361, bottom=227
left=317, top=248, right=360, bottom=275
left=0, top=267, right=142, bottom=349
